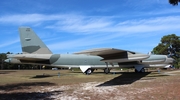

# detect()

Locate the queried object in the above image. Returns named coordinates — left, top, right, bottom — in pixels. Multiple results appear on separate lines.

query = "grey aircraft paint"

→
left=5, top=27, right=174, bottom=74
left=19, top=27, right=52, bottom=54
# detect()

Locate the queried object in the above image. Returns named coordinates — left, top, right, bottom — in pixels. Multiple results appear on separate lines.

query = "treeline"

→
left=153, top=34, right=180, bottom=68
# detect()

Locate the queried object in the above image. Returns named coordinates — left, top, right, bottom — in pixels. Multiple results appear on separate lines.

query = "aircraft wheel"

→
left=104, top=68, right=110, bottom=74
left=85, top=68, right=92, bottom=75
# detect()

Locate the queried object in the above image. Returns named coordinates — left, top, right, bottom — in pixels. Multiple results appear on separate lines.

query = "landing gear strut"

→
left=140, top=68, right=145, bottom=72
left=104, top=68, right=110, bottom=74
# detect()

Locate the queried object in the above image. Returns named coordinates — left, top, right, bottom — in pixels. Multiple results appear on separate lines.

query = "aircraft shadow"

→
left=70, top=71, right=122, bottom=75
left=97, top=72, right=151, bottom=87
left=31, top=74, right=55, bottom=78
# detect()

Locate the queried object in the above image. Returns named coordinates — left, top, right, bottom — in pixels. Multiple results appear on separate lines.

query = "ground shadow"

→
left=31, top=74, right=54, bottom=78
left=146, top=74, right=170, bottom=77
left=0, top=82, right=56, bottom=91
left=97, top=72, right=151, bottom=87
left=0, top=71, right=16, bottom=74
left=0, top=82, right=60, bottom=100
left=0, top=90, right=63, bottom=100
left=70, top=71, right=124, bottom=75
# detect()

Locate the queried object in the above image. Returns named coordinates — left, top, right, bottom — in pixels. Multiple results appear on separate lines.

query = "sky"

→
left=0, top=0, right=180, bottom=54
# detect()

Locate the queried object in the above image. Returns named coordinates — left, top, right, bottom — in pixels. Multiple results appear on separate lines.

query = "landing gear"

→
left=91, top=69, right=95, bottom=73
left=85, top=68, right=92, bottom=75
left=140, top=68, right=145, bottom=72
left=104, top=62, right=111, bottom=74
left=135, top=68, right=145, bottom=73
left=135, top=69, right=138, bottom=73
left=104, top=68, right=110, bottom=74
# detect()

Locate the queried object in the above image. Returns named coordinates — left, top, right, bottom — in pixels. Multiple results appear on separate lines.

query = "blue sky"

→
left=0, top=0, right=180, bottom=54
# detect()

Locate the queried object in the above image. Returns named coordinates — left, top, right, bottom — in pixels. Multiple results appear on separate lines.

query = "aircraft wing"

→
left=75, top=48, right=150, bottom=63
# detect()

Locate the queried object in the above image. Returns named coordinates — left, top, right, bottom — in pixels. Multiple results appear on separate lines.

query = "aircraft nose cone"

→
left=168, top=58, right=175, bottom=63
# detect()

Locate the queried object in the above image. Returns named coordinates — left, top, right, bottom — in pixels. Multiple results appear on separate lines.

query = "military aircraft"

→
left=5, top=27, right=174, bottom=74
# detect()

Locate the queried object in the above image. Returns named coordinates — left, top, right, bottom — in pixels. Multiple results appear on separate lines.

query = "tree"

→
left=153, top=34, right=180, bottom=55
left=0, top=52, right=35, bottom=70
left=0, top=53, right=7, bottom=69
left=169, top=0, right=180, bottom=5
left=153, top=34, right=180, bottom=68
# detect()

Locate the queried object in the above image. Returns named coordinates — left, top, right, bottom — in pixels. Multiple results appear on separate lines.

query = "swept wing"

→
left=75, top=48, right=150, bottom=63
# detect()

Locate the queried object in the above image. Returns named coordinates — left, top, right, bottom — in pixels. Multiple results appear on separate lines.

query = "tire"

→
left=85, top=68, right=92, bottom=75
left=104, top=68, right=110, bottom=74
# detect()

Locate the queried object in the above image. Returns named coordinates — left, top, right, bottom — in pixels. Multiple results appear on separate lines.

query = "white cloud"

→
left=0, top=14, right=63, bottom=24
left=46, top=14, right=180, bottom=34
left=47, top=33, right=118, bottom=51
left=116, top=16, right=180, bottom=33
left=0, top=13, right=179, bottom=35
left=0, top=39, right=19, bottom=48
left=0, top=13, right=180, bottom=53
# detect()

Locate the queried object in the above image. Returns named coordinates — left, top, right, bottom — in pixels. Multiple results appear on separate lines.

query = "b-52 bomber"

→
left=5, top=27, right=174, bottom=74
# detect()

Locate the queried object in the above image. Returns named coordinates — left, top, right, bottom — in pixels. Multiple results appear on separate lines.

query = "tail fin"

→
left=18, top=27, right=52, bottom=54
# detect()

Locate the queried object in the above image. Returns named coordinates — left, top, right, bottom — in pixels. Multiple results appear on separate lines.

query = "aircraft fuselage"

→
left=5, top=54, right=174, bottom=69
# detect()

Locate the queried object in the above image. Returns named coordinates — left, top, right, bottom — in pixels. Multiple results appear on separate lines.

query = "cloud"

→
left=0, top=13, right=179, bottom=35
left=46, top=16, right=114, bottom=34
left=116, top=16, right=180, bottom=33
left=0, top=13, right=179, bottom=53
left=0, top=38, right=19, bottom=48
left=0, top=14, right=62, bottom=24
left=46, top=14, right=180, bottom=35
left=47, top=33, right=118, bottom=51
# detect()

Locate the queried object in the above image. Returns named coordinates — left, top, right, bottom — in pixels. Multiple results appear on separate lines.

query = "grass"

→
left=0, top=69, right=173, bottom=85
left=0, top=69, right=119, bottom=85
left=0, top=69, right=180, bottom=100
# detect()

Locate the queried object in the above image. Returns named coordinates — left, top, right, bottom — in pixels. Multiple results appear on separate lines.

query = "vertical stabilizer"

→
left=19, top=27, right=52, bottom=54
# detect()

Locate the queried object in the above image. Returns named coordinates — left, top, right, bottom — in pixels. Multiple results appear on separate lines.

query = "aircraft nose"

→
left=167, top=58, right=175, bottom=63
